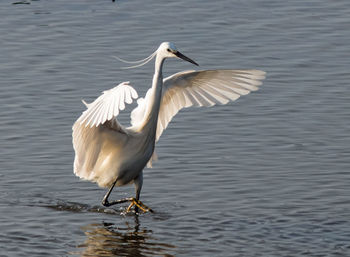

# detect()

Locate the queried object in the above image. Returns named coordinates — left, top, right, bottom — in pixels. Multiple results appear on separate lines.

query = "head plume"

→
left=112, top=49, right=157, bottom=69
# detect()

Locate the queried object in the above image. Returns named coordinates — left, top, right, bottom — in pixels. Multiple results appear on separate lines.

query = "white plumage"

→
left=72, top=42, right=266, bottom=212
left=78, top=81, right=138, bottom=128
left=154, top=69, right=265, bottom=141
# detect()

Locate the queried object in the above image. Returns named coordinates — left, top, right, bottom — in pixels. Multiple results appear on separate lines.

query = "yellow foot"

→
left=126, top=198, right=153, bottom=213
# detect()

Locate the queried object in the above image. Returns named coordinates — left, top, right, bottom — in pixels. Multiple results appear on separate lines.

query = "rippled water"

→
left=1, top=0, right=350, bottom=256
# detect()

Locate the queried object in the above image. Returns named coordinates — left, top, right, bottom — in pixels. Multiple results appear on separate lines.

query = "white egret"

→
left=72, top=42, right=266, bottom=213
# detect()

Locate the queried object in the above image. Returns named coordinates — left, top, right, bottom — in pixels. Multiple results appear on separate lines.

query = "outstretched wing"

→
left=72, top=81, right=138, bottom=184
left=156, top=69, right=266, bottom=141
left=77, top=81, right=138, bottom=129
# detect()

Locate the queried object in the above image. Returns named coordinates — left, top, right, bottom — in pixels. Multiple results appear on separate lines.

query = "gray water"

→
left=1, top=0, right=350, bottom=256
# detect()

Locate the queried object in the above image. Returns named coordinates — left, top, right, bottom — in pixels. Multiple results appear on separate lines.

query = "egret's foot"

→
left=102, top=196, right=153, bottom=213
left=126, top=198, right=153, bottom=213
left=102, top=197, right=130, bottom=207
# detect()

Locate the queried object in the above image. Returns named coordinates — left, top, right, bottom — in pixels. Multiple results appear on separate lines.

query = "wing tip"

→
left=81, top=99, right=90, bottom=107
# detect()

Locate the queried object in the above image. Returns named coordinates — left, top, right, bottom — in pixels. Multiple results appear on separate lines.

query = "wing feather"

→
left=200, top=84, right=230, bottom=104
left=86, top=100, right=105, bottom=127
left=118, top=89, right=125, bottom=110
left=125, top=87, right=133, bottom=104
left=77, top=81, right=138, bottom=129
left=108, top=91, right=118, bottom=120
left=180, top=89, right=193, bottom=108
left=155, top=69, right=266, bottom=141
left=184, top=87, right=201, bottom=107
left=196, top=86, right=219, bottom=106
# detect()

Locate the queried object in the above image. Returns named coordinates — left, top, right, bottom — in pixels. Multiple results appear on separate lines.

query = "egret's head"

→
left=158, top=42, right=199, bottom=66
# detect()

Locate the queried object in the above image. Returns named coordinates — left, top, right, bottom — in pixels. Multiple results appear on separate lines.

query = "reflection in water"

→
left=77, top=215, right=176, bottom=257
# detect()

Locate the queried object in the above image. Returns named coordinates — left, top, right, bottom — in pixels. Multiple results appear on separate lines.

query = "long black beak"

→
left=175, top=51, right=199, bottom=66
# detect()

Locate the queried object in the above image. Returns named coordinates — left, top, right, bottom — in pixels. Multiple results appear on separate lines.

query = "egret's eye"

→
left=167, top=48, right=171, bottom=52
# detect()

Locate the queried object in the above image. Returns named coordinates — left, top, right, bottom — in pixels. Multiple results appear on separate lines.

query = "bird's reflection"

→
left=77, top=215, right=176, bottom=257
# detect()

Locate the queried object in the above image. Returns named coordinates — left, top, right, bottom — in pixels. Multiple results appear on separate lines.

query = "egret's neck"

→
left=154, top=54, right=164, bottom=77
left=139, top=55, right=165, bottom=138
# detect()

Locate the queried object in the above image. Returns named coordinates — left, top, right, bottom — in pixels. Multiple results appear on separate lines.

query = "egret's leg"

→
left=101, top=176, right=153, bottom=213
left=102, top=180, right=133, bottom=207
left=133, top=172, right=143, bottom=213
left=102, top=180, right=116, bottom=207
left=126, top=172, right=153, bottom=213
left=102, top=180, right=123, bottom=207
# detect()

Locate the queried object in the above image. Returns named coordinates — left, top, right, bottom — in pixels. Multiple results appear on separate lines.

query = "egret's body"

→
left=72, top=42, right=265, bottom=212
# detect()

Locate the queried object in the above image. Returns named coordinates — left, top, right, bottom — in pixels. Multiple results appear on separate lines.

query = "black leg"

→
left=102, top=180, right=133, bottom=207
left=101, top=180, right=137, bottom=208
left=101, top=176, right=153, bottom=213
left=134, top=173, right=143, bottom=213
left=102, top=180, right=117, bottom=207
